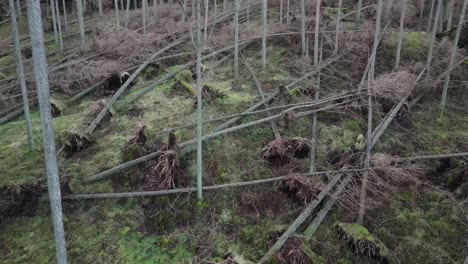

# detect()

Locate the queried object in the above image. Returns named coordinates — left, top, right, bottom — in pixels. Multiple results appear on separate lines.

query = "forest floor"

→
left=0, top=4, right=467, bottom=264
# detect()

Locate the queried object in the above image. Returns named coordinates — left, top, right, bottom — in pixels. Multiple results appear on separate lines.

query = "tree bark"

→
left=125, top=0, right=131, bottom=28
left=25, top=0, right=67, bottom=263
left=9, top=0, right=35, bottom=150
left=154, top=0, right=158, bottom=19
left=419, top=0, right=425, bottom=31
left=356, top=0, right=362, bottom=23
left=301, top=0, right=306, bottom=55
left=440, top=0, right=468, bottom=118
left=142, top=0, right=147, bottom=35
left=76, top=0, right=85, bottom=47
left=98, top=0, right=103, bottom=16
left=427, top=0, right=435, bottom=32
left=203, top=0, right=209, bottom=49
left=182, top=0, right=188, bottom=22
left=446, top=0, right=454, bottom=30
left=395, top=0, right=408, bottom=69
left=196, top=0, right=203, bottom=201
left=286, top=0, right=290, bottom=23
left=279, top=0, right=283, bottom=24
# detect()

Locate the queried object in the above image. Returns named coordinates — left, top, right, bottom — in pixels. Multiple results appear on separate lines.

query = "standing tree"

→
left=154, top=0, right=158, bottom=19
left=9, top=0, right=35, bottom=151
left=419, top=0, right=425, bottom=30
left=182, top=0, right=188, bottom=22
left=54, top=0, right=63, bottom=51
left=142, top=0, right=147, bottom=35
left=426, top=0, right=442, bottom=78
left=234, top=0, right=239, bottom=79
left=279, top=0, right=283, bottom=24
left=61, top=0, right=68, bottom=32
left=16, top=0, right=21, bottom=20
left=395, top=0, right=408, bottom=69
left=309, top=0, right=321, bottom=173
left=98, top=0, right=103, bottom=16
left=114, top=0, right=120, bottom=30
left=440, top=0, right=468, bottom=118
left=356, top=0, right=363, bottom=23
left=333, top=0, right=343, bottom=55
left=357, top=0, right=383, bottom=225
left=26, top=0, right=68, bottom=263
left=203, top=0, right=209, bottom=49
left=261, top=0, right=267, bottom=70
left=196, top=0, right=203, bottom=201
left=301, top=0, right=306, bottom=55
left=286, top=0, right=290, bottom=23
left=446, top=0, right=454, bottom=30
left=76, top=0, right=85, bottom=47
left=49, top=0, right=58, bottom=44
left=125, top=0, right=131, bottom=28
left=427, top=0, right=435, bottom=32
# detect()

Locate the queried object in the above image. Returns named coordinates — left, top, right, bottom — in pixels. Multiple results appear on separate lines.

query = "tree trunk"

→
left=203, top=0, right=209, bottom=49
left=234, top=0, right=239, bottom=79
left=279, top=0, right=283, bottom=24
left=61, top=0, right=68, bottom=32
left=395, top=0, right=408, bottom=69
left=356, top=0, right=362, bottom=23
left=49, top=0, right=58, bottom=44
left=427, top=0, right=435, bottom=32
left=16, top=0, right=21, bottom=21
left=76, top=0, right=85, bottom=47
left=182, top=0, right=188, bottom=22
left=426, top=0, right=442, bottom=78
left=446, top=0, right=454, bottom=30
left=357, top=0, right=382, bottom=225
left=333, top=0, right=342, bottom=55
left=142, top=0, right=146, bottom=35
left=98, top=0, right=103, bottom=16
left=54, top=0, right=63, bottom=51
left=440, top=0, right=468, bottom=118
left=286, top=0, right=290, bottom=23
left=9, top=0, right=35, bottom=150
left=246, top=0, right=250, bottom=22
left=114, top=0, right=120, bottom=30
left=125, top=0, right=131, bottom=28
left=301, top=0, right=306, bottom=55
left=196, top=0, right=203, bottom=201
left=419, top=0, right=425, bottom=31
left=25, top=0, right=67, bottom=263
left=261, top=0, right=267, bottom=70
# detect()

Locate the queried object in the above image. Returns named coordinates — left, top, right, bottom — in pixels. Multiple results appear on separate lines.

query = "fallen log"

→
left=257, top=172, right=351, bottom=264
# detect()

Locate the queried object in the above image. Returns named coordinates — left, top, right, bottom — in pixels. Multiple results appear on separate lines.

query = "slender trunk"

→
left=182, top=0, right=188, bottom=22
left=309, top=0, right=321, bottom=173
left=385, top=0, right=394, bottom=22
left=114, top=0, right=120, bottom=30
left=446, top=0, right=454, bottom=30
left=333, top=0, right=342, bottom=55
left=419, top=0, right=425, bottom=31
left=234, top=0, right=239, bottom=79
left=286, top=0, right=290, bottom=23
left=49, top=0, right=58, bottom=44
left=440, top=0, right=468, bottom=118
left=61, top=0, right=68, bottom=32
left=16, top=0, right=21, bottom=21
left=357, top=0, right=382, bottom=225
left=83, top=0, right=86, bottom=13
left=280, top=0, right=283, bottom=24
left=142, top=0, right=146, bottom=35
left=261, top=0, right=267, bottom=70
left=76, top=0, right=85, bottom=47
left=246, top=0, right=250, bottom=22
left=427, top=0, right=435, bottom=32
left=192, top=0, right=196, bottom=19
left=395, top=0, right=408, bottom=69
left=223, top=0, right=226, bottom=12
left=98, top=0, right=103, bottom=16
left=301, top=0, right=305, bottom=55
left=125, top=0, right=130, bottom=28
left=9, top=0, right=35, bottom=150
left=203, top=0, right=209, bottom=49
left=196, top=0, right=203, bottom=201
left=54, top=0, right=63, bottom=51
left=25, top=0, right=67, bottom=263
left=154, top=0, right=158, bottom=19
left=426, top=0, right=442, bottom=77
left=356, top=0, right=362, bottom=24
left=120, top=0, right=124, bottom=11
left=438, top=1, right=443, bottom=32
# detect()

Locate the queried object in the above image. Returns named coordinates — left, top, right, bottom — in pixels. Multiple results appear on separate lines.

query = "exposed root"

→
left=275, top=237, right=315, bottom=264
left=50, top=98, right=64, bottom=118
left=142, top=132, right=182, bottom=191
left=335, top=222, right=389, bottom=262
left=59, top=131, right=96, bottom=158
left=0, top=185, right=40, bottom=221
left=280, top=173, right=324, bottom=203
left=262, top=138, right=311, bottom=166
left=128, top=125, right=147, bottom=146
